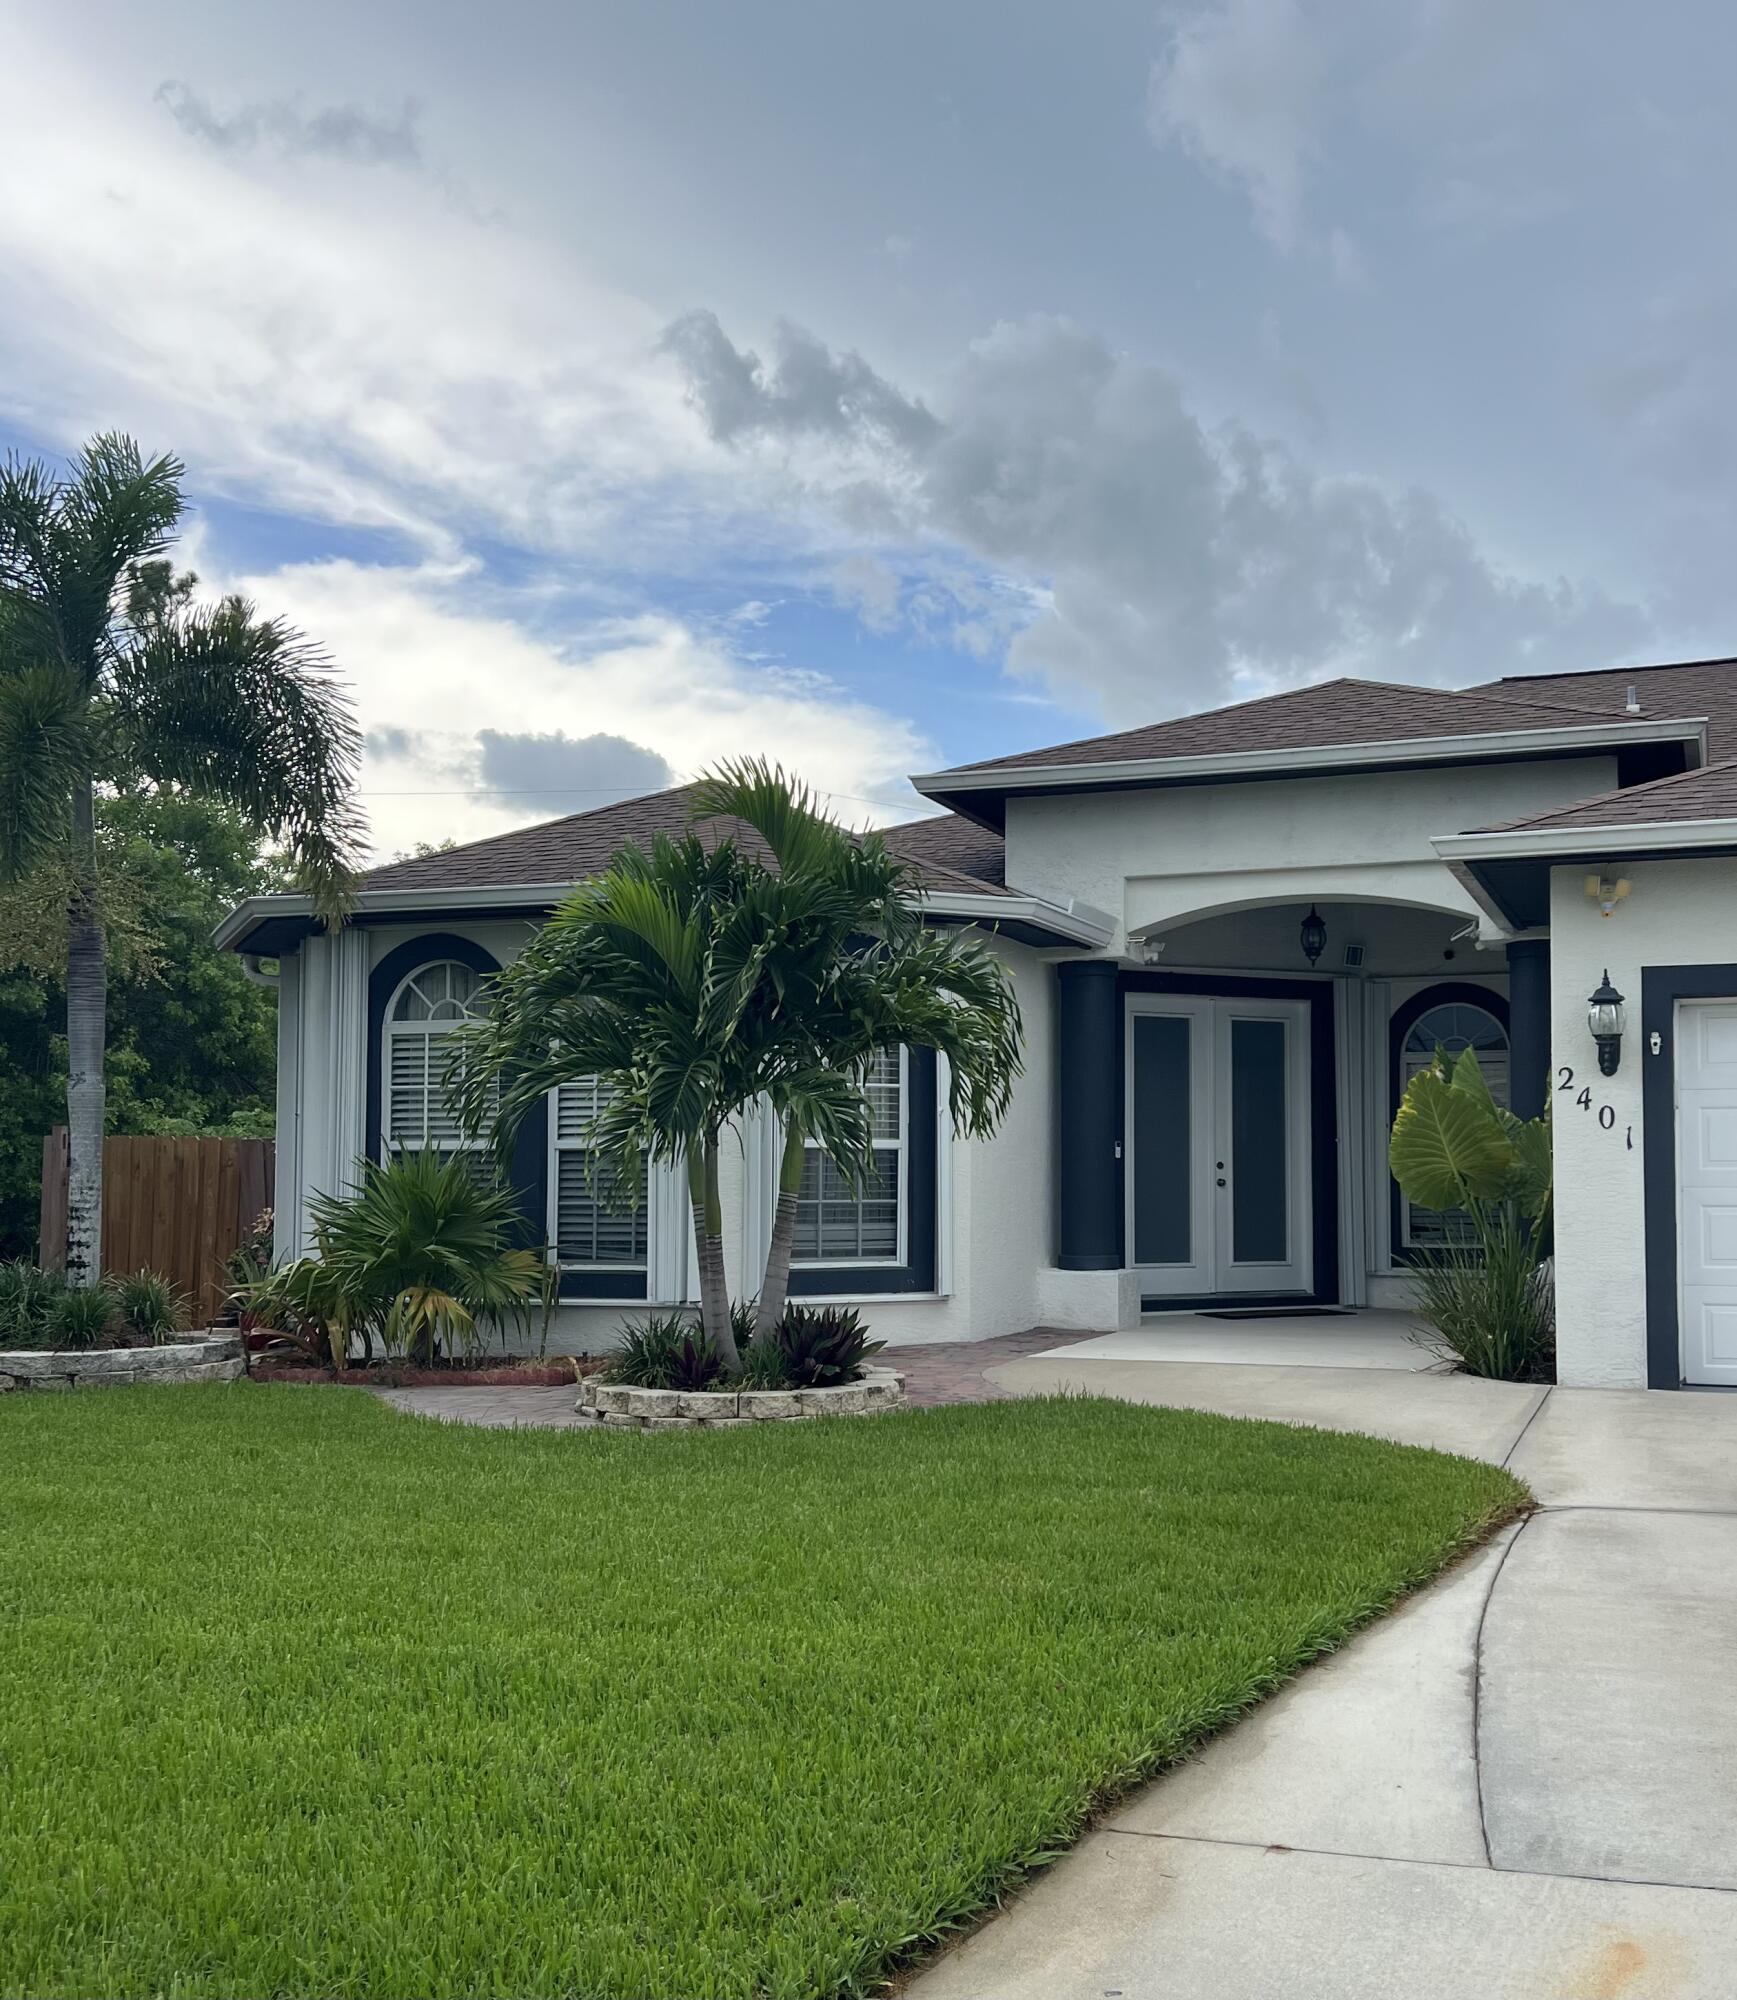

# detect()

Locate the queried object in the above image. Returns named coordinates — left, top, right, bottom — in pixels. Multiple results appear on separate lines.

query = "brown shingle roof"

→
left=1474, top=757, right=1737, bottom=835
left=931, top=677, right=1647, bottom=777
left=1469, top=658, right=1737, bottom=761
left=360, top=783, right=1012, bottom=898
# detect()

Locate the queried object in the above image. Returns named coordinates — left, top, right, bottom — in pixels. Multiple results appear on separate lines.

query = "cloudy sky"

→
left=6, top=2, right=1735, bottom=857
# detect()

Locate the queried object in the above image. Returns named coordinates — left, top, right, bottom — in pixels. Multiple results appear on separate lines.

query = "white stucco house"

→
left=216, top=657, right=1737, bottom=1391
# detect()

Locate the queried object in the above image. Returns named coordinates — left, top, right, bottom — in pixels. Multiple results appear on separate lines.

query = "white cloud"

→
left=226, top=560, right=934, bottom=859
left=670, top=311, right=1650, bottom=720
left=1147, top=0, right=1330, bottom=257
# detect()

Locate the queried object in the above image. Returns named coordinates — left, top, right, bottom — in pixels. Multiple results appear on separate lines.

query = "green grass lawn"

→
left=0, top=1384, right=1525, bottom=1999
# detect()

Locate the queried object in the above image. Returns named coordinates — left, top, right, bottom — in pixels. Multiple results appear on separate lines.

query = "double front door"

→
left=1126, top=995, right=1312, bottom=1297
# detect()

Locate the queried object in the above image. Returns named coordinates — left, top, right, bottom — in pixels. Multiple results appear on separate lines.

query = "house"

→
left=216, top=657, right=1737, bottom=1391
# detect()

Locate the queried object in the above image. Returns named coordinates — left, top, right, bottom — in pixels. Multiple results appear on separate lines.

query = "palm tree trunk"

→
left=754, top=1122, right=806, bottom=1343
left=688, top=1139, right=738, bottom=1369
left=64, top=776, right=106, bottom=1286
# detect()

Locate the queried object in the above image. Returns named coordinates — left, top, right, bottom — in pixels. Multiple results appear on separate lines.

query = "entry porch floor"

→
left=1053, top=1306, right=1438, bottom=1372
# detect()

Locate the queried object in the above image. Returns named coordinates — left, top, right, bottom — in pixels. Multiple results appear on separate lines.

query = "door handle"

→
left=1216, top=1176, right=1227, bottom=1187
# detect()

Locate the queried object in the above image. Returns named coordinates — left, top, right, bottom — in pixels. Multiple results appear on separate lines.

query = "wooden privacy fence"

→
left=40, top=1130, right=274, bottom=1324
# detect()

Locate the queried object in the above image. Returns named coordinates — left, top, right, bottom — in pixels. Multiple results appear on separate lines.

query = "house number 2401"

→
left=1556, top=1067, right=1633, bottom=1148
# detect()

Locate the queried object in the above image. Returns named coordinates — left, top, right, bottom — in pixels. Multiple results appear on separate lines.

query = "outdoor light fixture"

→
left=1587, top=970, right=1626, bottom=1076
left=1584, top=872, right=1631, bottom=919
left=1299, top=904, right=1327, bottom=967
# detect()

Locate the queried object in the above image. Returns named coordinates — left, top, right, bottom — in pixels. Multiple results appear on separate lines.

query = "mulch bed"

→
left=249, top=1356, right=597, bottom=1389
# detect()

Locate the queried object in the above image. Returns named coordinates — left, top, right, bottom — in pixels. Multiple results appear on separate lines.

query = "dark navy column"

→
left=1507, top=938, right=1551, bottom=1122
left=1055, top=959, right=1123, bottom=1271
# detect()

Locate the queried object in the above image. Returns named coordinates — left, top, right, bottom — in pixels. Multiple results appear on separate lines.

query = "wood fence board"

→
left=38, top=1131, right=277, bottom=1322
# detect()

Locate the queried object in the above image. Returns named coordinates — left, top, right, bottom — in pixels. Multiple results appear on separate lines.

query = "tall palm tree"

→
left=453, top=761, right=1023, bottom=1366
left=0, top=435, right=362, bottom=1282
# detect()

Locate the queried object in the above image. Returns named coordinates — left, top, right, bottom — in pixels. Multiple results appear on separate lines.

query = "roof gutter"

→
left=216, top=879, right=1114, bottom=957
left=918, top=889, right=1117, bottom=950
left=1433, top=815, right=1737, bottom=866
left=213, top=880, right=579, bottom=953
left=914, top=715, right=1708, bottom=807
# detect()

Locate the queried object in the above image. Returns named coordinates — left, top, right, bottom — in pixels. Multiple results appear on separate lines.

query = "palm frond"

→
left=112, top=593, right=364, bottom=920
left=0, top=664, right=90, bottom=880
left=689, top=756, right=853, bottom=877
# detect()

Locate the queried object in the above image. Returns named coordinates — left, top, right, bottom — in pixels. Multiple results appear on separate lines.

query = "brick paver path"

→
left=372, top=1328, right=1090, bottom=1429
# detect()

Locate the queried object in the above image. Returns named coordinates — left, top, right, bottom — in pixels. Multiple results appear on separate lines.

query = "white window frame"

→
left=380, top=960, right=490, bottom=1159
left=1399, top=999, right=1510, bottom=1253
left=547, top=1077, right=650, bottom=1275
left=790, top=1046, right=909, bottom=1268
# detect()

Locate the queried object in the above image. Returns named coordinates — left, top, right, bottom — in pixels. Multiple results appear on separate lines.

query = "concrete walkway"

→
left=909, top=1363, right=1737, bottom=1999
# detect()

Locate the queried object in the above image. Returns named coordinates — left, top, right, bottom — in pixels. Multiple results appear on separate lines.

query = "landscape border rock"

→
left=574, top=1366, right=906, bottom=1429
left=0, top=1330, right=245, bottom=1394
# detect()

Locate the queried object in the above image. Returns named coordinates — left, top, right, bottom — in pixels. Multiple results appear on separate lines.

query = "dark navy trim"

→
left=1505, top=942, right=1551, bottom=1123
left=788, top=1047, right=938, bottom=1296
left=1056, top=961, right=1124, bottom=1270
left=1387, top=982, right=1511, bottom=1269
left=365, top=933, right=549, bottom=1247
left=1641, top=965, right=1737, bottom=1390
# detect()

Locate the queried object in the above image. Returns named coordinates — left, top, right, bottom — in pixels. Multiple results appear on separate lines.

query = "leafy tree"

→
left=0, top=437, right=362, bottom=1279
left=0, top=787, right=288, bottom=1255
left=453, top=762, right=1024, bottom=1369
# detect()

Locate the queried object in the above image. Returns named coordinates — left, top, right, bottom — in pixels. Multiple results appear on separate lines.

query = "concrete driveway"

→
left=908, top=1359, right=1737, bottom=2000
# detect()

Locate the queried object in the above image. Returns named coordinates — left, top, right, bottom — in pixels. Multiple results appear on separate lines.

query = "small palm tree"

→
left=453, top=761, right=1024, bottom=1368
left=0, top=435, right=363, bottom=1281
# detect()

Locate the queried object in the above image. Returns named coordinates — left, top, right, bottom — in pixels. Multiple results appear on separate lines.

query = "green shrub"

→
left=108, top=1269, right=189, bottom=1345
left=0, top=1261, right=66, bottom=1351
left=309, top=1150, right=555, bottom=1365
left=604, top=1313, right=727, bottom=1391
left=769, top=1305, right=884, bottom=1388
left=1390, top=1046, right=1554, bottom=1381
left=733, top=1337, right=792, bottom=1390
left=45, top=1285, right=116, bottom=1350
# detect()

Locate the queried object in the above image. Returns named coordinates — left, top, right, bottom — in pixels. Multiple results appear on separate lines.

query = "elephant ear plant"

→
left=1389, top=1046, right=1554, bottom=1381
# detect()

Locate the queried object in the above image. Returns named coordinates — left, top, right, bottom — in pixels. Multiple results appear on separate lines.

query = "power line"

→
left=356, top=781, right=928, bottom=813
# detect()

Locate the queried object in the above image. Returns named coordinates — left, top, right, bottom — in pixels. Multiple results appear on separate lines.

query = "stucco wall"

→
left=1550, top=856, right=1737, bottom=1387
left=277, top=921, right=1057, bottom=1353
left=1002, top=757, right=1619, bottom=949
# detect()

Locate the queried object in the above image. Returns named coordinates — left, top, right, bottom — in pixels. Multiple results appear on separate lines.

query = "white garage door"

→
left=1677, top=1001, right=1737, bottom=1386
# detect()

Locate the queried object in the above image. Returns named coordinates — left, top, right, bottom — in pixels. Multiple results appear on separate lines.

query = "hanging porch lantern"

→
left=1299, top=904, right=1327, bottom=968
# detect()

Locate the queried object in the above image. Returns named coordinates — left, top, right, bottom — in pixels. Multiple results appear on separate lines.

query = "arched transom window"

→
left=383, top=961, right=489, bottom=1154
left=1400, top=1000, right=1509, bottom=1251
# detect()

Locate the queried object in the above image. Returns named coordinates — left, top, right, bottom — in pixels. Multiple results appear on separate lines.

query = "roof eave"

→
left=914, top=715, right=1709, bottom=815
left=1433, top=814, right=1737, bottom=933
left=917, top=889, right=1116, bottom=950
left=215, top=876, right=1064, bottom=954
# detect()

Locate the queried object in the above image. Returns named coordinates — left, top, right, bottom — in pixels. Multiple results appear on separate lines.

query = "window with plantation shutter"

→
left=791, top=1047, right=906, bottom=1266
left=382, top=961, right=492, bottom=1156
left=551, top=1076, right=648, bottom=1268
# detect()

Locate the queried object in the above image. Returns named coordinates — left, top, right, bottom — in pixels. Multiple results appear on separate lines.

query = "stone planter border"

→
left=575, top=1365, right=906, bottom=1429
left=0, top=1330, right=246, bottom=1393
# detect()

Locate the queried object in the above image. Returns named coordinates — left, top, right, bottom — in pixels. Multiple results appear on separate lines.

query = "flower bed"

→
left=0, top=1330, right=244, bottom=1393
left=252, top=1356, right=590, bottom=1389
left=575, top=1365, right=905, bottom=1428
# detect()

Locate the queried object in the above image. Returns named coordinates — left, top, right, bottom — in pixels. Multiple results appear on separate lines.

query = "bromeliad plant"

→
left=451, top=760, right=1023, bottom=1373
left=1389, top=1047, right=1554, bottom=1381
left=246, top=1151, right=555, bottom=1369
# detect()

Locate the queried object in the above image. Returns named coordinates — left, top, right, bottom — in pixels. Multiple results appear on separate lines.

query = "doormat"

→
left=1201, top=1306, right=1357, bottom=1320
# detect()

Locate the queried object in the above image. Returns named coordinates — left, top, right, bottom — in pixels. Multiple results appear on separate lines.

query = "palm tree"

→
left=0, top=435, right=362, bottom=1282
left=452, top=761, right=1023, bottom=1368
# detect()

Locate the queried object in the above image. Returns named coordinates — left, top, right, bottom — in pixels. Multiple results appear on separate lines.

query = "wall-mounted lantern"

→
left=1588, top=970, right=1626, bottom=1076
left=1299, top=904, right=1327, bottom=968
